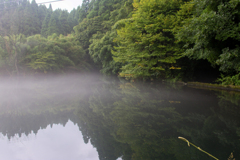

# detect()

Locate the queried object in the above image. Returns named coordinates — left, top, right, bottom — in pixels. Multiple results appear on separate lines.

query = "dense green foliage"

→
left=0, top=34, right=27, bottom=75
left=0, top=34, right=88, bottom=74
left=217, top=73, right=240, bottom=85
left=0, top=0, right=240, bottom=84
left=177, top=0, right=240, bottom=72
left=112, top=0, right=185, bottom=79
left=74, top=0, right=134, bottom=75
left=176, top=0, right=240, bottom=83
left=0, top=0, right=78, bottom=36
left=24, top=34, right=88, bottom=73
left=73, top=0, right=238, bottom=82
left=0, top=0, right=85, bottom=74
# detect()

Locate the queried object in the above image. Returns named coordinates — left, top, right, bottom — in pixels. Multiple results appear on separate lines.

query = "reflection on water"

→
left=0, top=120, right=98, bottom=160
left=0, top=73, right=240, bottom=160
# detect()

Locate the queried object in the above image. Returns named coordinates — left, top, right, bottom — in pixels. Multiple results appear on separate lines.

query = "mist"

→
left=0, top=73, right=103, bottom=110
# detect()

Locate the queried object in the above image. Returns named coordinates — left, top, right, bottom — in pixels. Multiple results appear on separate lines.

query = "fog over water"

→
left=0, top=73, right=103, bottom=160
left=0, top=74, right=100, bottom=112
left=0, top=73, right=239, bottom=160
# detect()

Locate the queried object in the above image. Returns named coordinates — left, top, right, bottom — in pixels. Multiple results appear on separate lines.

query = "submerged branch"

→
left=178, top=137, right=219, bottom=160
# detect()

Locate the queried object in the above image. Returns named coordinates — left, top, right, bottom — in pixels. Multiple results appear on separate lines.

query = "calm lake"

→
left=0, top=73, right=239, bottom=160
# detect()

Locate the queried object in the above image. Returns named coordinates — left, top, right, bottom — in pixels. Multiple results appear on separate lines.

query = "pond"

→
left=0, top=73, right=239, bottom=160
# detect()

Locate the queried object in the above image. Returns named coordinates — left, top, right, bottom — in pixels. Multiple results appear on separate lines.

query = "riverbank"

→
left=169, top=81, right=240, bottom=92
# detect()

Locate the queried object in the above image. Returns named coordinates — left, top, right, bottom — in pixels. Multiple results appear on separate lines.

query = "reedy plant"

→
left=178, top=137, right=219, bottom=160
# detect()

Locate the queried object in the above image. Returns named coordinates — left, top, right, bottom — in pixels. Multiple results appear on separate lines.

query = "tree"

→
left=23, top=34, right=88, bottom=73
left=47, top=9, right=61, bottom=36
left=78, top=0, right=90, bottom=23
left=112, top=0, right=185, bottom=79
left=59, top=10, right=70, bottom=35
left=38, top=5, right=48, bottom=29
left=21, top=0, right=41, bottom=35
left=41, top=5, right=53, bottom=37
left=89, top=31, right=122, bottom=75
left=0, top=34, right=27, bottom=75
left=74, top=16, right=103, bottom=50
left=177, top=0, right=240, bottom=75
left=74, top=0, right=133, bottom=75
left=67, top=9, right=79, bottom=32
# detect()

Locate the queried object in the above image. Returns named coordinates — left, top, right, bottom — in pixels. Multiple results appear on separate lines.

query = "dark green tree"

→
left=59, top=10, right=70, bottom=35
left=41, top=5, right=52, bottom=37
left=38, top=5, right=48, bottom=28
left=67, top=9, right=79, bottom=32
left=47, top=9, right=61, bottom=36
left=78, top=0, right=90, bottom=23
left=74, top=16, right=103, bottom=50
left=177, top=0, right=240, bottom=75
left=22, top=0, right=41, bottom=35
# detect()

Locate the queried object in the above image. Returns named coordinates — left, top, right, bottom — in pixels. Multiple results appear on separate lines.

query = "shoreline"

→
left=173, top=81, right=240, bottom=92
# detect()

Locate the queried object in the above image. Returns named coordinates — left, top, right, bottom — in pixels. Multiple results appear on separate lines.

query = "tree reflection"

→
left=0, top=111, right=76, bottom=139
left=76, top=79, right=133, bottom=160
left=178, top=88, right=240, bottom=159
left=0, top=75, right=240, bottom=160
left=0, top=74, right=96, bottom=139
left=77, top=80, right=240, bottom=160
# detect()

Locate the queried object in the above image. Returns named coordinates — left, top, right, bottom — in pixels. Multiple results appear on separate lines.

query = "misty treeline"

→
left=1, top=0, right=240, bottom=85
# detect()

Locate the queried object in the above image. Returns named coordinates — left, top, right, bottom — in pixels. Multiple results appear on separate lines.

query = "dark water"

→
left=0, top=74, right=239, bottom=160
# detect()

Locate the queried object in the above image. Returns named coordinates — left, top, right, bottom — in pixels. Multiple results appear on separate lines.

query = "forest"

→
left=0, top=0, right=240, bottom=85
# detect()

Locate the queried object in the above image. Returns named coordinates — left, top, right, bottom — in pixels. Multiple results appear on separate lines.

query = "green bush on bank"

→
left=217, top=73, right=240, bottom=86
left=0, top=34, right=89, bottom=75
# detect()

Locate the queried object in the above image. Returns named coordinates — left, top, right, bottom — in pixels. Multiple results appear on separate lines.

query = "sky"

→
left=35, top=0, right=83, bottom=12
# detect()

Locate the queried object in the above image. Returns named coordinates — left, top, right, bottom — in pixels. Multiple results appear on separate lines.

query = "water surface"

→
left=0, top=74, right=239, bottom=160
